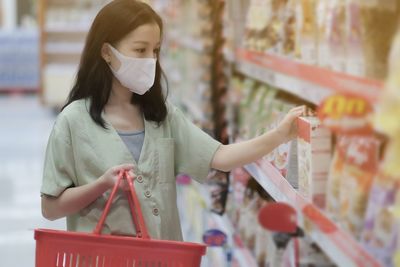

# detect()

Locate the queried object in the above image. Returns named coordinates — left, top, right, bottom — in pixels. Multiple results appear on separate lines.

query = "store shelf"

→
left=209, top=213, right=258, bottom=267
left=236, top=48, right=383, bottom=105
left=169, top=30, right=205, bottom=53
left=45, top=43, right=84, bottom=55
left=182, top=99, right=207, bottom=123
left=44, top=26, right=89, bottom=34
left=244, top=161, right=382, bottom=267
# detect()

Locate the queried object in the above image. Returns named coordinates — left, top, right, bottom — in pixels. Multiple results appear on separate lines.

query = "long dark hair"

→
left=63, top=0, right=168, bottom=128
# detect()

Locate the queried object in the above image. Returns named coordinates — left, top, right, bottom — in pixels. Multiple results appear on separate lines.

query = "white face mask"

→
left=108, top=45, right=157, bottom=95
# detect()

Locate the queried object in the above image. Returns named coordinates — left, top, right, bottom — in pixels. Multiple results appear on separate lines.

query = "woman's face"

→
left=103, top=22, right=161, bottom=70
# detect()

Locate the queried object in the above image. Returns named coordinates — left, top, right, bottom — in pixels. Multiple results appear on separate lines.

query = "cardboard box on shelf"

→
left=297, top=116, right=332, bottom=209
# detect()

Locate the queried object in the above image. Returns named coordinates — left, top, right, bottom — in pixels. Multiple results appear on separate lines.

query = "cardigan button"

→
left=152, top=208, right=159, bottom=216
left=137, top=175, right=143, bottom=183
left=144, top=191, right=151, bottom=198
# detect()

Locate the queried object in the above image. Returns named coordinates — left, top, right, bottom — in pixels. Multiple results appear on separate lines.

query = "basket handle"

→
left=93, top=170, right=151, bottom=239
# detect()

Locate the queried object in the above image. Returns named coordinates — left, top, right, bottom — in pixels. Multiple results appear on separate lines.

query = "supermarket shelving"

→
left=236, top=48, right=384, bottom=105
left=208, top=211, right=258, bottom=267
left=169, top=30, right=205, bottom=53
left=244, top=160, right=382, bottom=267
left=182, top=183, right=258, bottom=267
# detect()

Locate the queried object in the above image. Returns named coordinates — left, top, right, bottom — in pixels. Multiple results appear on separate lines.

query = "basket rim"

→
left=34, top=228, right=206, bottom=253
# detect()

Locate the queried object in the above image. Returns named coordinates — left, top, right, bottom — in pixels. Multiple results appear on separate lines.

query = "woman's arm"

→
left=41, top=164, right=134, bottom=221
left=211, top=106, right=304, bottom=172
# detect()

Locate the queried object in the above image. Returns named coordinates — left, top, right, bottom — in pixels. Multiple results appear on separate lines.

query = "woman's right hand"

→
left=100, top=164, right=135, bottom=190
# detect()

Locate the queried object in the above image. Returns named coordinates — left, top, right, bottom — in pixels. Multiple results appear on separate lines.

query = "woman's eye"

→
left=135, top=48, right=146, bottom=53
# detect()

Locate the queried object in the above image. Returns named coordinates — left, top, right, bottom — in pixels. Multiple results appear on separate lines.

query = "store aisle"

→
left=0, top=95, right=64, bottom=267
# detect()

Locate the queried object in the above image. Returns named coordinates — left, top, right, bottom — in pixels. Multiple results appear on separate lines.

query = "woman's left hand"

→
left=275, top=106, right=307, bottom=143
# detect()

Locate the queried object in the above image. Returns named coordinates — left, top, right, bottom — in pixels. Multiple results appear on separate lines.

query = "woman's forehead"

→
left=123, top=23, right=161, bottom=45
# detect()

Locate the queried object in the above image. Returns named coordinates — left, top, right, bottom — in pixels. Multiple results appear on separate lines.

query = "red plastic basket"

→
left=35, top=171, right=206, bottom=267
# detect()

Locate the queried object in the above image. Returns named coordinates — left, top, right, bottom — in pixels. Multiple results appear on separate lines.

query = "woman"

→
left=41, top=0, right=304, bottom=241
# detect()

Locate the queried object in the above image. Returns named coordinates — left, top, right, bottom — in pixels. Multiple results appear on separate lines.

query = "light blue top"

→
left=118, top=130, right=145, bottom=163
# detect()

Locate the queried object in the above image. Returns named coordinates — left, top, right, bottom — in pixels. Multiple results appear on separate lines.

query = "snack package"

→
left=339, top=136, right=381, bottom=238
left=296, top=0, right=318, bottom=64
left=326, top=136, right=352, bottom=220
left=297, top=117, right=332, bottom=208
left=359, top=0, right=400, bottom=80
left=326, top=0, right=347, bottom=72
left=362, top=140, right=400, bottom=267
left=244, top=0, right=273, bottom=51
left=345, top=0, right=365, bottom=77
left=316, top=0, right=330, bottom=68
left=282, top=0, right=297, bottom=56
left=374, top=30, right=400, bottom=138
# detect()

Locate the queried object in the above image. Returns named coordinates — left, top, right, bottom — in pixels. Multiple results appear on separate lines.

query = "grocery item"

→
left=326, top=136, right=352, bottom=220
left=316, top=0, right=330, bottom=68
left=359, top=0, right=400, bottom=80
left=374, top=29, right=400, bottom=138
left=339, top=136, right=381, bottom=238
left=296, top=0, right=318, bottom=64
left=244, top=0, right=273, bottom=51
left=297, top=116, right=332, bottom=208
left=326, top=0, right=347, bottom=72
left=272, top=102, right=296, bottom=177
left=362, top=140, right=400, bottom=267
left=282, top=0, right=297, bottom=56
left=345, top=0, right=365, bottom=77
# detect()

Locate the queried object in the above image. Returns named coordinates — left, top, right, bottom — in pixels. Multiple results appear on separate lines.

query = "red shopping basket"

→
left=35, top=171, right=206, bottom=267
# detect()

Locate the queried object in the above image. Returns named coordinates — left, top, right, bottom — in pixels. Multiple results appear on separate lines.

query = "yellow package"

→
left=374, top=30, right=400, bottom=138
left=296, top=0, right=318, bottom=64
left=359, top=0, right=400, bottom=80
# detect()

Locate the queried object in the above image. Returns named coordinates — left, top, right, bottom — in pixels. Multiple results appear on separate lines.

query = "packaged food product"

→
left=359, top=0, right=400, bottom=80
left=326, top=136, right=352, bottom=220
left=361, top=140, right=400, bottom=267
left=339, top=136, right=381, bottom=238
left=326, top=0, right=347, bottom=72
left=316, top=0, right=330, bottom=68
left=345, top=0, right=365, bottom=77
left=244, top=0, right=273, bottom=51
left=297, top=116, right=332, bottom=208
left=272, top=102, right=296, bottom=177
left=374, top=30, right=400, bottom=138
left=282, top=0, right=297, bottom=56
left=296, top=0, right=318, bottom=64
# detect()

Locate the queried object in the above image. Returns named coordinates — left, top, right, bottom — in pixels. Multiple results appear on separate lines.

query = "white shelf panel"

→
left=236, top=48, right=383, bottom=105
left=244, top=161, right=382, bottom=267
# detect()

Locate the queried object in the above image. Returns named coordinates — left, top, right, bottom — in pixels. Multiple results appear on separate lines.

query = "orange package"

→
left=339, top=136, right=381, bottom=238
